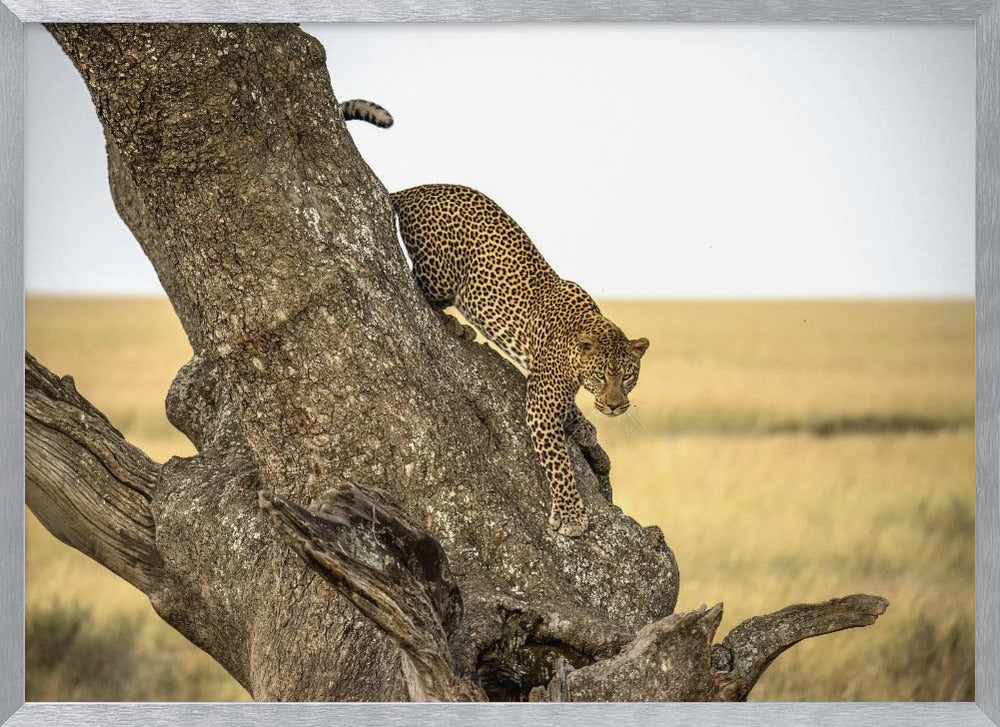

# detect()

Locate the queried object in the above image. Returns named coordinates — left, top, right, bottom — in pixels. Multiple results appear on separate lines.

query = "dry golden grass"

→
left=25, top=296, right=974, bottom=702
left=26, top=297, right=246, bottom=701
left=595, top=299, right=973, bottom=434
left=25, top=297, right=197, bottom=462
left=595, top=299, right=974, bottom=701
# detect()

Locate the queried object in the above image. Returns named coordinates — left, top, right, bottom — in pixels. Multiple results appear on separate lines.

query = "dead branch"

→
left=25, top=352, right=164, bottom=593
left=712, top=594, right=890, bottom=701
left=260, top=486, right=484, bottom=701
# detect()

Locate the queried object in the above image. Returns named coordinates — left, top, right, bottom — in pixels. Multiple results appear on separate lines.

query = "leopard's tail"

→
left=340, top=99, right=394, bottom=129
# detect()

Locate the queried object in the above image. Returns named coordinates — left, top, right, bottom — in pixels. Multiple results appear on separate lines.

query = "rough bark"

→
left=25, top=22, right=888, bottom=702
left=259, top=486, right=485, bottom=702
left=25, top=353, right=163, bottom=594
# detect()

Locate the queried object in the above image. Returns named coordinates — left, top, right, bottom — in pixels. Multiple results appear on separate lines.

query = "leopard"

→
left=391, top=184, right=649, bottom=538
left=340, top=101, right=649, bottom=537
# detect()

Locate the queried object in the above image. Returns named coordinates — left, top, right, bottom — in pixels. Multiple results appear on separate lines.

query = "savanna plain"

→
left=25, top=296, right=974, bottom=702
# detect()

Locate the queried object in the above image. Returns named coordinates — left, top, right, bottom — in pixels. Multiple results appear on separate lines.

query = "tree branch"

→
left=560, top=604, right=725, bottom=701
left=259, top=485, right=485, bottom=701
left=25, top=352, right=165, bottom=593
left=712, top=594, right=890, bottom=701
left=535, top=595, right=888, bottom=702
left=258, top=481, right=889, bottom=705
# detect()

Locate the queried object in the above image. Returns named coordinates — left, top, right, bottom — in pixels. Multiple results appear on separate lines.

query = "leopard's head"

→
left=573, top=324, right=649, bottom=417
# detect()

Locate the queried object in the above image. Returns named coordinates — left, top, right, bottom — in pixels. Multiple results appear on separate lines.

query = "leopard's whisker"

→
left=625, top=407, right=651, bottom=437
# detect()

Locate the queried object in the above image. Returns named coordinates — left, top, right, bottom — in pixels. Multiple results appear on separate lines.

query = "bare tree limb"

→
left=260, top=480, right=890, bottom=703
left=532, top=596, right=888, bottom=702
left=712, top=594, right=890, bottom=701
left=25, top=352, right=165, bottom=593
left=560, top=605, right=726, bottom=701
left=259, top=486, right=485, bottom=701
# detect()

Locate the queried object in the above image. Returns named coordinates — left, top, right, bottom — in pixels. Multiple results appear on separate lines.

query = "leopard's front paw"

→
left=549, top=505, right=587, bottom=537
left=558, top=514, right=588, bottom=538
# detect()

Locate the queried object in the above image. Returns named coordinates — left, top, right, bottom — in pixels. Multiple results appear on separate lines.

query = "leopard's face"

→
left=574, top=327, right=649, bottom=417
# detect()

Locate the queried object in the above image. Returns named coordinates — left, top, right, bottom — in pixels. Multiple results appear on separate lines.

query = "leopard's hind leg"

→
left=437, top=310, right=477, bottom=341
left=397, top=230, right=476, bottom=341
left=416, top=286, right=476, bottom=342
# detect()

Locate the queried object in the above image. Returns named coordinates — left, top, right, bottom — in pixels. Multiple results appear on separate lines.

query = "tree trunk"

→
left=25, top=23, right=887, bottom=702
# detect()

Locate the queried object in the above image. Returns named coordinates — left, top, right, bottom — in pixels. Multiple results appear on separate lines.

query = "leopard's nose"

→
left=607, top=402, right=630, bottom=416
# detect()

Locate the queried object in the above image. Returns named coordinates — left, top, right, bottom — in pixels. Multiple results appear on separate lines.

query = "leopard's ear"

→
left=578, top=332, right=596, bottom=357
left=630, top=337, right=650, bottom=358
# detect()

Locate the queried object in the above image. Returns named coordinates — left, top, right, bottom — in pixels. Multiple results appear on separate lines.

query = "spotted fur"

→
left=392, top=184, right=649, bottom=537
left=340, top=99, right=394, bottom=128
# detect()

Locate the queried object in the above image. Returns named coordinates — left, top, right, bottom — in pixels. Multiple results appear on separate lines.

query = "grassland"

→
left=25, top=296, right=974, bottom=702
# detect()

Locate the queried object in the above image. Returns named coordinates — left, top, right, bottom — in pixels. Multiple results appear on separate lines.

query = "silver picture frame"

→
left=1, top=1, right=997, bottom=725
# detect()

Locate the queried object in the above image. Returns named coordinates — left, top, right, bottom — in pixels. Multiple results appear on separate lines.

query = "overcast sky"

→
left=25, top=23, right=975, bottom=298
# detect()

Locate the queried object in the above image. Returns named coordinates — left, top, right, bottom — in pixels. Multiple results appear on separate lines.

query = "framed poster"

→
left=1, top=2, right=998, bottom=726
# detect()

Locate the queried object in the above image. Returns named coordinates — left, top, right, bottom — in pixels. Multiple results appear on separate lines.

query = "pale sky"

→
left=25, top=23, right=975, bottom=298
